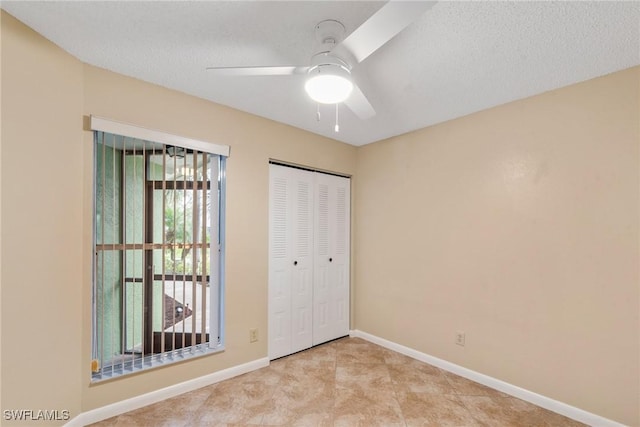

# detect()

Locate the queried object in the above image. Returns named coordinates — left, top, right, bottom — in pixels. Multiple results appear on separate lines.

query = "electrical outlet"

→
left=249, top=328, right=258, bottom=343
left=455, top=331, right=465, bottom=346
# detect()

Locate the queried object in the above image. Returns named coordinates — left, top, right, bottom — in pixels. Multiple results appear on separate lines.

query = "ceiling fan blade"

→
left=334, top=1, right=436, bottom=64
left=206, top=65, right=308, bottom=76
left=344, top=83, right=376, bottom=120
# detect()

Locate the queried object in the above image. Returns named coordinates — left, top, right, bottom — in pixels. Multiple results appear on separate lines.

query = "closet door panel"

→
left=290, top=170, right=314, bottom=353
left=268, top=166, right=292, bottom=359
left=313, top=173, right=351, bottom=345
left=332, top=176, right=351, bottom=338
left=313, top=179, right=332, bottom=345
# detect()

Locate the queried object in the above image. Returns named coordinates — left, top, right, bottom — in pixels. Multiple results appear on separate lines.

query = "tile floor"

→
left=89, top=337, right=586, bottom=427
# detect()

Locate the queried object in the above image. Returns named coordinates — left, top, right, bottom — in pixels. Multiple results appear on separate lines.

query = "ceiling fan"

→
left=207, top=1, right=436, bottom=123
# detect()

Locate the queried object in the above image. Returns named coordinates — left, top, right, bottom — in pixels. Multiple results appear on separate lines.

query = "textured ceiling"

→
left=3, top=1, right=639, bottom=146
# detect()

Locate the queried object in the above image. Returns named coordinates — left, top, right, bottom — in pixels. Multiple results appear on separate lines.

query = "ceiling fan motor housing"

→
left=309, top=51, right=351, bottom=72
left=310, top=19, right=352, bottom=70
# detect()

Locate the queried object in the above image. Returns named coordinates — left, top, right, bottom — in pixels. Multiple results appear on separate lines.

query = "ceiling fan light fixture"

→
left=305, top=63, right=353, bottom=104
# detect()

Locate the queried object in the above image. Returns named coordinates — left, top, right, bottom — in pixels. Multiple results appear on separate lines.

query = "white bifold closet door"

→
left=269, top=165, right=314, bottom=359
left=312, top=172, right=350, bottom=346
left=268, top=164, right=350, bottom=360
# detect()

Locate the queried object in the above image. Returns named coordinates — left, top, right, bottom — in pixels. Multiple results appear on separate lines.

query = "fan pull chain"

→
left=334, top=103, right=340, bottom=133
left=316, top=103, right=321, bottom=122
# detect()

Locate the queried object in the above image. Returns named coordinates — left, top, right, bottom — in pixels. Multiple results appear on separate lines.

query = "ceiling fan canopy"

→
left=207, top=1, right=437, bottom=121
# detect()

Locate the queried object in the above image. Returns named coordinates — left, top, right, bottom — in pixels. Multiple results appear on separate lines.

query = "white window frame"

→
left=90, top=116, right=229, bottom=382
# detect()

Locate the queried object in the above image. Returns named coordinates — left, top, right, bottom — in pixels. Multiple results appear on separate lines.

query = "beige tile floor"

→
left=89, top=337, right=586, bottom=427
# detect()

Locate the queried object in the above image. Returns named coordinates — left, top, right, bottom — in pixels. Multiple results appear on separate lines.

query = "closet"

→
left=268, top=163, right=350, bottom=360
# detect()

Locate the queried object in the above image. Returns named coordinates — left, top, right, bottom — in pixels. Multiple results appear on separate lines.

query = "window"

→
left=90, top=117, right=228, bottom=381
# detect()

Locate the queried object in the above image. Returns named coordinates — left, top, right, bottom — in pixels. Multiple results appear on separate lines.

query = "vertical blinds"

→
left=91, top=117, right=228, bottom=381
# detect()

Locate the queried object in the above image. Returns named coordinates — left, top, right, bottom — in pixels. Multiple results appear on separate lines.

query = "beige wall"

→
left=1, top=12, right=84, bottom=425
left=355, top=66, right=640, bottom=426
left=2, top=8, right=639, bottom=426
left=1, top=11, right=357, bottom=423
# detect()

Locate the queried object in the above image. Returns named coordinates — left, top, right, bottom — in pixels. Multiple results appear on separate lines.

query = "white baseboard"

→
left=66, top=357, right=269, bottom=427
left=349, top=330, right=626, bottom=427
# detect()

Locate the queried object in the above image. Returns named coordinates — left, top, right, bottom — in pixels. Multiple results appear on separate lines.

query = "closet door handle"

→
left=329, top=258, right=333, bottom=262
left=293, top=260, right=298, bottom=266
